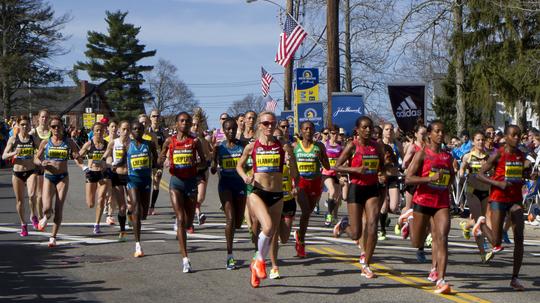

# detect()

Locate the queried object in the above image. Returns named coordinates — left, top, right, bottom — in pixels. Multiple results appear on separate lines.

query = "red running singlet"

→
left=413, top=147, right=453, bottom=209
left=489, top=147, right=524, bottom=203
left=251, top=139, right=284, bottom=173
left=349, top=140, right=380, bottom=186
left=169, top=136, right=197, bottom=178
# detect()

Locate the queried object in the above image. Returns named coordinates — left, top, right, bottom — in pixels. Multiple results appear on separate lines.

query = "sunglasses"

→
left=19, top=123, right=28, bottom=126
left=323, top=132, right=329, bottom=135
left=151, top=115, right=160, bottom=118
left=260, top=121, right=275, bottom=127
left=279, top=125, right=289, bottom=128
left=50, top=125, right=61, bottom=129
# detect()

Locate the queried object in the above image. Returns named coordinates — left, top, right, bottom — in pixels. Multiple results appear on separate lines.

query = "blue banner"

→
left=297, top=102, right=324, bottom=132
left=331, top=93, right=364, bottom=136
left=280, top=110, right=294, bottom=135
left=295, top=68, right=319, bottom=103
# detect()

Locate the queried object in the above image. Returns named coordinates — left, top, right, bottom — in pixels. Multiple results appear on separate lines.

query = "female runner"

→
left=104, top=120, right=118, bottom=225
left=403, top=120, right=454, bottom=294
left=124, top=121, right=159, bottom=257
left=236, top=112, right=297, bottom=288
left=474, top=125, right=534, bottom=291
left=104, top=121, right=130, bottom=241
left=211, top=117, right=246, bottom=270
left=159, top=112, right=205, bottom=272
left=322, top=124, right=346, bottom=227
left=2, top=116, right=39, bottom=235
left=333, top=117, right=385, bottom=279
left=458, top=131, right=493, bottom=262
left=35, top=116, right=84, bottom=247
left=29, top=109, right=52, bottom=223
left=79, top=122, right=109, bottom=234
left=190, top=111, right=212, bottom=227
left=293, top=121, right=330, bottom=257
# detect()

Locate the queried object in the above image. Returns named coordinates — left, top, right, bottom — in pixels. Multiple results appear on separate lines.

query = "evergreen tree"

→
left=75, top=10, right=156, bottom=120
left=0, top=0, right=69, bottom=117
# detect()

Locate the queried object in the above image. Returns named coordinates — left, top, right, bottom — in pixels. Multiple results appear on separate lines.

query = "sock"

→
left=227, top=253, right=233, bottom=259
left=327, top=199, right=335, bottom=214
left=118, top=214, right=127, bottom=231
left=380, top=213, right=388, bottom=233
left=150, top=189, right=159, bottom=208
left=135, top=242, right=141, bottom=251
left=183, top=257, right=189, bottom=264
left=257, top=232, right=271, bottom=260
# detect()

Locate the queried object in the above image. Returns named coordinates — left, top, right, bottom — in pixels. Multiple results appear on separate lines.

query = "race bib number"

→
left=173, top=152, right=192, bottom=168
left=18, top=147, right=34, bottom=158
left=505, top=161, right=523, bottom=183
left=256, top=154, right=280, bottom=172
left=428, top=168, right=450, bottom=189
left=221, top=157, right=239, bottom=170
left=362, top=155, right=379, bottom=174
left=114, top=149, right=124, bottom=160
left=130, top=155, right=149, bottom=169
left=298, top=161, right=317, bottom=174
left=329, top=158, right=337, bottom=168
left=48, top=148, right=68, bottom=160
left=91, top=152, right=104, bottom=161
left=470, top=161, right=482, bottom=175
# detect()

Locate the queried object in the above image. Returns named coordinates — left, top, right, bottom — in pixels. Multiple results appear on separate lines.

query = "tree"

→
left=0, top=0, right=70, bottom=117
left=146, top=58, right=198, bottom=115
left=75, top=10, right=156, bottom=121
left=226, top=94, right=266, bottom=117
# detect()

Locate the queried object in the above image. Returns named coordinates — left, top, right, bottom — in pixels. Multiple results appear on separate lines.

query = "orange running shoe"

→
left=250, top=263, right=260, bottom=288
left=361, top=265, right=376, bottom=279
left=472, top=216, right=486, bottom=240
left=434, top=280, right=451, bottom=294
left=134, top=247, right=144, bottom=258
left=252, top=259, right=267, bottom=279
left=295, top=230, right=307, bottom=258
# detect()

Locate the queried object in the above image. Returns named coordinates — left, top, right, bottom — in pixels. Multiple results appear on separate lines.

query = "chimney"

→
left=80, top=80, right=89, bottom=97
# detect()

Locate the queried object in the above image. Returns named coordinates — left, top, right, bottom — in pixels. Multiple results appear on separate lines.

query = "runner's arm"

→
left=404, top=150, right=433, bottom=185
left=334, top=141, right=365, bottom=174
left=1, top=136, right=16, bottom=160
left=236, top=143, right=254, bottom=184
left=316, top=141, right=331, bottom=170
left=477, top=151, right=505, bottom=189
left=157, top=137, right=171, bottom=168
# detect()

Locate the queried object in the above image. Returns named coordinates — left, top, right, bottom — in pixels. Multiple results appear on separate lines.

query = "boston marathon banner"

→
left=295, top=68, right=319, bottom=103
left=280, top=110, right=294, bottom=135
left=331, top=93, right=364, bottom=136
left=296, top=102, right=324, bottom=133
left=387, top=84, right=425, bottom=133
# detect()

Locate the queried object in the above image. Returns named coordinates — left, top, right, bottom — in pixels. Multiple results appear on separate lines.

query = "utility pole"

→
left=283, top=0, right=294, bottom=110
left=453, top=0, right=465, bottom=135
left=327, top=0, right=340, bottom=127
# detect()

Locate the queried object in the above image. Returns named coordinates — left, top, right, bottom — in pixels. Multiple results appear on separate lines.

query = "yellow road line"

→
left=309, top=246, right=491, bottom=303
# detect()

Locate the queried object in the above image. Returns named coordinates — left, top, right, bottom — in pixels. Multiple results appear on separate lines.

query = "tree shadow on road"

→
left=0, top=243, right=120, bottom=302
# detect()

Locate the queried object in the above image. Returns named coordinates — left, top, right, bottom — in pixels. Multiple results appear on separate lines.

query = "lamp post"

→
left=246, top=0, right=294, bottom=111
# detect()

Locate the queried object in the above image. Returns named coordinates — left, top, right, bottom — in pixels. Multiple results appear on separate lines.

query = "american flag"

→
left=265, top=96, right=278, bottom=112
left=261, top=67, right=273, bottom=97
left=275, top=14, right=307, bottom=67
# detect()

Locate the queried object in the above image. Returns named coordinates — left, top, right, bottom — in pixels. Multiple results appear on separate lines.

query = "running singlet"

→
left=251, top=139, right=284, bottom=173
left=349, top=140, right=380, bottom=186
left=142, top=133, right=153, bottom=142
left=13, top=135, right=35, bottom=160
left=127, top=140, right=152, bottom=177
left=489, top=147, right=524, bottom=203
left=87, top=140, right=106, bottom=164
left=45, top=139, right=70, bottom=162
left=214, top=128, right=226, bottom=144
left=112, top=138, right=125, bottom=166
left=282, top=164, right=293, bottom=201
left=413, top=147, right=453, bottom=208
left=150, top=126, right=166, bottom=148
left=169, top=136, right=197, bottom=179
left=294, top=142, right=322, bottom=179
left=34, top=127, right=51, bottom=141
left=322, top=140, right=342, bottom=176
left=217, top=141, right=243, bottom=178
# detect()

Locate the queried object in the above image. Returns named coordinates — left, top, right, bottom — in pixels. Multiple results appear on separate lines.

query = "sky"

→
left=50, top=0, right=289, bottom=128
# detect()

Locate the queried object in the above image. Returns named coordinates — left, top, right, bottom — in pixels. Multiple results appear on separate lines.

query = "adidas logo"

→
left=396, top=96, right=422, bottom=118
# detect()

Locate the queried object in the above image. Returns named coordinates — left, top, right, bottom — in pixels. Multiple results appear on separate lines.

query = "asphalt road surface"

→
left=1, top=163, right=540, bottom=303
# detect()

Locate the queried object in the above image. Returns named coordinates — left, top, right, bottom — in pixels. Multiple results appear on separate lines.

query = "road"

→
left=1, top=163, right=540, bottom=303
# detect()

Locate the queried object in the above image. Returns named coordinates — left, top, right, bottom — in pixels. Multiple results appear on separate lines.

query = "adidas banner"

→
left=387, top=84, right=425, bottom=133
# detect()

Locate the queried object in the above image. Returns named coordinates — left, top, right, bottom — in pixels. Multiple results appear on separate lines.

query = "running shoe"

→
left=401, top=222, right=410, bottom=239
left=148, top=207, right=155, bottom=216
left=481, top=251, right=494, bottom=263
left=424, top=233, right=433, bottom=248
left=416, top=249, right=427, bottom=263
left=314, top=202, right=320, bottom=215
left=394, top=223, right=401, bottom=236
left=427, top=268, right=438, bottom=282
left=434, top=279, right=451, bottom=294
left=251, top=258, right=267, bottom=279
left=472, top=216, right=486, bottom=239
left=38, top=216, right=48, bottom=231
left=492, top=245, right=504, bottom=253
left=510, top=277, right=525, bottom=291
left=93, top=224, right=101, bottom=235
left=250, top=263, right=260, bottom=288
left=483, top=238, right=490, bottom=251
left=269, top=268, right=280, bottom=279
left=48, top=237, right=56, bottom=248
left=20, top=224, right=28, bottom=237
left=31, top=216, right=39, bottom=230
left=333, top=217, right=349, bottom=238
left=134, top=246, right=144, bottom=258
left=359, top=252, right=366, bottom=265
left=183, top=259, right=192, bottom=273
left=378, top=231, right=387, bottom=241
left=460, top=221, right=471, bottom=240
left=324, top=214, right=333, bottom=227
left=198, top=213, right=207, bottom=225
left=195, top=214, right=200, bottom=225
left=226, top=257, right=236, bottom=270
left=118, top=232, right=127, bottom=242
left=502, top=231, right=512, bottom=244
left=187, top=225, right=195, bottom=234
left=173, top=221, right=178, bottom=232
left=398, top=209, right=413, bottom=225
left=361, top=265, right=376, bottom=279
left=294, top=230, right=306, bottom=258
left=106, top=216, right=115, bottom=225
